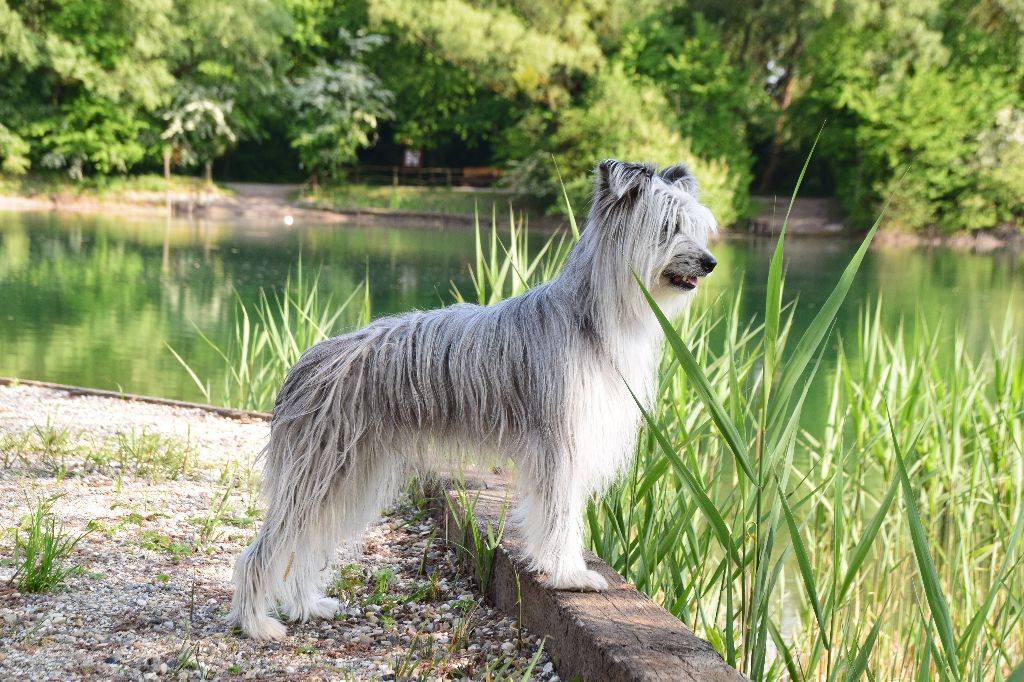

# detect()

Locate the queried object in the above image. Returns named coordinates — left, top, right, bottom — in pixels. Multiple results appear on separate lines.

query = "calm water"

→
left=2, top=211, right=1023, bottom=406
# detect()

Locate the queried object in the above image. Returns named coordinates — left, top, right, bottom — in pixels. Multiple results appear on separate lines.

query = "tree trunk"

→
left=163, top=149, right=172, bottom=217
left=759, top=29, right=804, bottom=194
left=202, top=159, right=213, bottom=208
left=758, top=71, right=798, bottom=193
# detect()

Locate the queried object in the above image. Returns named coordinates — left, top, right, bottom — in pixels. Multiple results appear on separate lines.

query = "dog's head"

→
left=589, top=159, right=718, bottom=311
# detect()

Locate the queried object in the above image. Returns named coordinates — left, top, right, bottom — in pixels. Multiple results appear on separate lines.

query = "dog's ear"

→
left=659, top=162, right=699, bottom=196
left=595, top=159, right=654, bottom=207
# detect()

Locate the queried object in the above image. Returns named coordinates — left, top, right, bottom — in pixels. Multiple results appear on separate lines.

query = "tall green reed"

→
left=169, top=264, right=370, bottom=412
left=594, top=287, right=1023, bottom=679
left=587, top=145, right=1023, bottom=678
left=450, top=206, right=572, bottom=305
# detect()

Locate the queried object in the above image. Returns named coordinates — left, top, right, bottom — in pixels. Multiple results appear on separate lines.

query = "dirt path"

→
left=0, top=385, right=554, bottom=681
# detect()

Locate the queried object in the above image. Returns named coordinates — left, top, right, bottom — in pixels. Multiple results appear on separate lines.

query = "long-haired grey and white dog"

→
left=229, top=159, right=718, bottom=640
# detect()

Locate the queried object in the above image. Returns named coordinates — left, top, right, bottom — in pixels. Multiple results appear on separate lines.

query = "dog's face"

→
left=592, top=159, right=718, bottom=308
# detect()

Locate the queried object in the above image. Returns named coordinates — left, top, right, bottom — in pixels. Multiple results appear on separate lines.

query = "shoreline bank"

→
left=0, top=187, right=566, bottom=231
left=1, top=191, right=1020, bottom=249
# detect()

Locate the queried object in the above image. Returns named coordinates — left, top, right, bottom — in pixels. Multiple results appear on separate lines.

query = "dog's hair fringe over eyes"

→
left=227, top=159, right=717, bottom=640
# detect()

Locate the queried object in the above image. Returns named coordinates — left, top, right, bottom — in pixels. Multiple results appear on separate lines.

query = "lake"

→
left=2, top=210, right=1022, bottom=407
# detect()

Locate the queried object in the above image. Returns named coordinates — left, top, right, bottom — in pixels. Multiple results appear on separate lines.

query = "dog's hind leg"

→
left=279, top=447, right=408, bottom=623
left=229, top=460, right=344, bottom=637
left=514, top=461, right=608, bottom=591
left=277, top=504, right=342, bottom=624
left=227, top=515, right=291, bottom=640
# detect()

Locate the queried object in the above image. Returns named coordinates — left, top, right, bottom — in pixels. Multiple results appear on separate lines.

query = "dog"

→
left=228, top=159, right=718, bottom=640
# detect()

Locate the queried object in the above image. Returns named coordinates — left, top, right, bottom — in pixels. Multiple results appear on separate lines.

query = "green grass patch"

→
left=84, top=427, right=197, bottom=481
left=10, top=495, right=90, bottom=593
left=138, top=530, right=193, bottom=560
left=0, top=172, right=231, bottom=199
left=302, top=183, right=531, bottom=215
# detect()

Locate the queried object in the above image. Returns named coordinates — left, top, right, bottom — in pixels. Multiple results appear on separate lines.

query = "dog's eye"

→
left=659, top=223, right=670, bottom=243
left=660, top=221, right=680, bottom=242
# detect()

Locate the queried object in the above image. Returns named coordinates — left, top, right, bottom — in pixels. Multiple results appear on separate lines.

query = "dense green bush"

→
left=504, top=64, right=742, bottom=225
left=788, top=2, right=1023, bottom=233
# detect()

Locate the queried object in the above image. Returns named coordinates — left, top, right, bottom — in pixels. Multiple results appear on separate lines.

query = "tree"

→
left=618, top=11, right=764, bottom=218
left=160, top=93, right=237, bottom=190
left=505, top=64, right=742, bottom=226
left=788, top=0, right=1022, bottom=231
left=0, top=0, right=179, bottom=176
left=286, top=31, right=394, bottom=178
left=0, top=123, right=30, bottom=175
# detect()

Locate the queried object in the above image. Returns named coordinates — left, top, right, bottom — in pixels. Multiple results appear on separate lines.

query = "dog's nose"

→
left=700, top=253, right=717, bottom=273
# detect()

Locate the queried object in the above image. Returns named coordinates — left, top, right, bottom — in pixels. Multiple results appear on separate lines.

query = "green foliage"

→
left=447, top=486, right=508, bottom=594
left=368, top=0, right=603, bottom=105
left=137, top=529, right=193, bottom=560
left=2, top=0, right=1021, bottom=231
left=618, top=12, right=763, bottom=215
left=161, top=94, right=238, bottom=170
left=0, top=0, right=289, bottom=179
left=972, top=106, right=1024, bottom=226
left=0, top=123, right=30, bottom=174
left=506, top=64, right=743, bottom=225
left=788, top=1, right=1023, bottom=232
left=27, top=97, right=152, bottom=177
left=108, top=428, right=197, bottom=481
left=10, top=495, right=89, bottom=593
left=287, top=31, right=394, bottom=175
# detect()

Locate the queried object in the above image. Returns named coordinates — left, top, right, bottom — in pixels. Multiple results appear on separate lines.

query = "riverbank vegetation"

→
left=173, top=206, right=1023, bottom=678
left=1, top=1, right=1022, bottom=233
left=0, top=173, right=229, bottom=201
left=302, top=184, right=531, bottom=216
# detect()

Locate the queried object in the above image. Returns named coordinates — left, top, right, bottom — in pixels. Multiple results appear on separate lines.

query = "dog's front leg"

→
left=514, top=465, right=608, bottom=591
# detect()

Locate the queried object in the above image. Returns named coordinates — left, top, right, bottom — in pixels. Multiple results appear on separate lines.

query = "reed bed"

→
left=174, top=201, right=1023, bottom=680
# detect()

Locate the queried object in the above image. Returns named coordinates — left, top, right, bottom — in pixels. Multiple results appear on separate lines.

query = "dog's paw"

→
left=286, top=596, right=341, bottom=622
left=243, top=615, right=288, bottom=641
left=308, top=597, right=341, bottom=620
left=546, top=569, right=609, bottom=592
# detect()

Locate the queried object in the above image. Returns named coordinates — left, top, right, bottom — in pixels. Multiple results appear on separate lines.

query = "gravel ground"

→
left=0, top=385, right=555, bottom=681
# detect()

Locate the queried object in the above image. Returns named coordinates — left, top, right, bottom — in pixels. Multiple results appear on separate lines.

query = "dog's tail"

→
left=228, top=332, right=407, bottom=640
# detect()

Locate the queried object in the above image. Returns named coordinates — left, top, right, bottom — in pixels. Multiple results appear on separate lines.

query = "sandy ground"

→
left=0, top=385, right=554, bottom=681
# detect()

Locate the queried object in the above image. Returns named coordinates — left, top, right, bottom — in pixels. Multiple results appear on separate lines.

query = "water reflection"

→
left=1, top=211, right=1021, bottom=404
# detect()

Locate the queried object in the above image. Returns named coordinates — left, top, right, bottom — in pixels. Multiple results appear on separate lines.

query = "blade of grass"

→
left=889, top=411, right=961, bottom=680
left=768, top=189, right=894, bottom=431
left=632, top=271, right=756, bottom=481
left=765, top=124, right=823, bottom=388
left=848, top=614, right=884, bottom=679
left=779, top=482, right=830, bottom=649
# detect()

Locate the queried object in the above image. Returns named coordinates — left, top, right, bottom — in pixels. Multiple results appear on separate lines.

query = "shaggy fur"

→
left=228, top=159, right=718, bottom=640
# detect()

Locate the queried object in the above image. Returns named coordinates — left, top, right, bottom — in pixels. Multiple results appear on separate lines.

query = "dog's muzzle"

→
left=665, top=252, right=716, bottom=290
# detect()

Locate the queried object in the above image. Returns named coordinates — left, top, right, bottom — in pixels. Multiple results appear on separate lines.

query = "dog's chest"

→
left=572, top=339, right=660, bottom=487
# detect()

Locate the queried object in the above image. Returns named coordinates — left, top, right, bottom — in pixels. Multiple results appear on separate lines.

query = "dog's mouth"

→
left=666, top=273, right=700, bottom=290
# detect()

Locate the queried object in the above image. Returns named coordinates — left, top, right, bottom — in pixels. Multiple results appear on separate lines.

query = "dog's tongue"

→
left=684, top=276, right=698, bottom=288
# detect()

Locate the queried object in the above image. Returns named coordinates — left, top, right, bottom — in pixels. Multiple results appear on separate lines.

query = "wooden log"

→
left=431, top=473, right=749, bottom=682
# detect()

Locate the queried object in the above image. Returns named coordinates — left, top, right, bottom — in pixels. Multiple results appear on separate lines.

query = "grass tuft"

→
left=10, top=495, right=89, bottom=593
